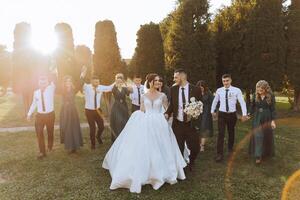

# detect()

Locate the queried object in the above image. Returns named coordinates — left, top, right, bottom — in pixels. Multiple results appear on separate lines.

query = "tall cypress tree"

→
left=164, top=0, right=215, bottom=85
left=53, top=23, right=80, bottom=91
left=213, top=0, right=285, bottom=97
left=12, top=22, right=39, bottom=115
left=244, top=0, right=286, bottom=90
left=129, top=22, right=165, bottom=79
left=0, top=45, right=11, bottom=96
left=287, top=0, right=300, bottom=111
left=75, top=45, right=92, bottom=81
left=93, top=20, right=122, bottom=85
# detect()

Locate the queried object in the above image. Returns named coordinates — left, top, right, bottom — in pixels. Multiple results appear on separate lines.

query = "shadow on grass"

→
left=1, top=122, right=300, bottom=199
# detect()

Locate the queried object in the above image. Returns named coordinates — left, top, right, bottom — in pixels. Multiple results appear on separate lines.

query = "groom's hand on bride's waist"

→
left=164, top=114, right=169, bottom=120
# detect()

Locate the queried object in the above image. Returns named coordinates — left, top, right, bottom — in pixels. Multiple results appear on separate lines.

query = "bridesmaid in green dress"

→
left=249, top=80, right=276, bottom=164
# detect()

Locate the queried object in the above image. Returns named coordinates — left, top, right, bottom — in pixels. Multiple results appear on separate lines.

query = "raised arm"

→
left=98, top=83, right=115, bottom=93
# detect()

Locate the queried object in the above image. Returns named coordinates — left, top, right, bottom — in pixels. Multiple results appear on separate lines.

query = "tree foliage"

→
left=129, top=22, right=165, bottom=79
left=286, top=0, right=300, bottom=110
left=162, top=0, right=216, bottom=86
left=93, top=20, right=123, bottom=84
left=53, top=23, right=80, bottom=91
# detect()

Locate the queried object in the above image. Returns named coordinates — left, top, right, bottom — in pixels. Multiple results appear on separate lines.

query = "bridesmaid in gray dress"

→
left=110, top=73, right=132, bottom=141
left=195, top=80, right=214, bottom=152
left=60, top=76, right=83, bottom=153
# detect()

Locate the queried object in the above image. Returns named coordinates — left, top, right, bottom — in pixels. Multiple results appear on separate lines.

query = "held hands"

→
left=164, top=114, right=169, bottom=120
left=26, top=115, right=31, bottom=122
left=271, top=120, right=276, bottom=129
left=241, top=115, right=250, bottom=122
left=212, top=112, right=218, bottom=121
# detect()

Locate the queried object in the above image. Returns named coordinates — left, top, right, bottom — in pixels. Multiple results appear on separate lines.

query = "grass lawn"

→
left=0, top=95, right=300, bottom=199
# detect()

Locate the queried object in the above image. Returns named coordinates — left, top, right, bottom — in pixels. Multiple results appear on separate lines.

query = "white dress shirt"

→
left=130, top=84, right=144, bottom=106
left=177, top=83, right=189, bottom=122
left=211, top=86, right=247, bottom=116
left=27, top=82, right=55, bottom=116
left=83, top=83, right=114, bottom=110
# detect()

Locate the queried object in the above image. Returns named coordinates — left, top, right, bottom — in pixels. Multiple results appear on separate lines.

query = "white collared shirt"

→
left=177, top=83, right=189, bottom=122
left=27, top=82, right=56, bottom=116
left=211, top=86, right=247, bottom=116
left=83, top=83, right=114, bottom=110
left=130, top=84, right=144, bottom=106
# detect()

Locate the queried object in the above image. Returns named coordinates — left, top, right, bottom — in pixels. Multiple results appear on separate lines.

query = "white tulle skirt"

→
left=102, top=111, right=186, bottom=193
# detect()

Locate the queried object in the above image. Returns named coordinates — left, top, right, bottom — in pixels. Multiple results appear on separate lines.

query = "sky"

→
left=0, top=0, right=232, bottom=58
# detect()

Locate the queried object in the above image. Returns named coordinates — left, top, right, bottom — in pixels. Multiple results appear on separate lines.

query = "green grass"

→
left=0, top=94, right=87, bottom=128
left=0, top=118, right=300, bottom=199
left=1, top=94, right=300, bottom=199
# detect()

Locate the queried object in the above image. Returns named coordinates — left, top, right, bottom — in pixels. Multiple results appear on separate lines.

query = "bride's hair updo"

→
left=146, top=73, right=158, bottom=89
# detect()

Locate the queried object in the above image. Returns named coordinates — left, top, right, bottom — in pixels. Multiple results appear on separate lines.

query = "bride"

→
left=102, top=73, right=186, bottom=193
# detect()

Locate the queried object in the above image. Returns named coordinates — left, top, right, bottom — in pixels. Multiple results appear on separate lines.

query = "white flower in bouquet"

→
left=183, top=97, right=203, bottom=119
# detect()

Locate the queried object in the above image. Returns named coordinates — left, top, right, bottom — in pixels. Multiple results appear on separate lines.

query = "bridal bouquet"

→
left=184, top=97, right=203, bottom=119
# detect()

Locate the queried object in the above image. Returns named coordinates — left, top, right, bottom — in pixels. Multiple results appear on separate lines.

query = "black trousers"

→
left=172, top=119, right=199, bottom=165
left=35, top=112, right=55, bottom=155
left=131, top=104, right=140, bottom=113
left=85, top=109, right=104, bottom=147
left=217, top=112, right=237, bottom=156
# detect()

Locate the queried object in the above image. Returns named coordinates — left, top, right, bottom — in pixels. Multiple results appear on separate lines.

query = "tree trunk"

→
left=294, top=88, right=300, bottom=111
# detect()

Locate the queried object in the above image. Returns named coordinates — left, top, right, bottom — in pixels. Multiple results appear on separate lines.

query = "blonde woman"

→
left=110, top=73, right=133, bottom=141
left=249, top=80, right=276, bottom=164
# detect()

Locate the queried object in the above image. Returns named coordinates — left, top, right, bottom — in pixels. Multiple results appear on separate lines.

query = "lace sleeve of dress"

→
left=162, top=93, right=169, bottom=111
left=140, top=95, right=145, bottom=112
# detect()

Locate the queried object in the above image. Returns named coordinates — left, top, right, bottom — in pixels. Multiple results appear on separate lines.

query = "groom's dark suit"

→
left=166, top=83, right=201, bottom=166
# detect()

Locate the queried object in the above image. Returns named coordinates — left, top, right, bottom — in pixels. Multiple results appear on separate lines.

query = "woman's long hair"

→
left=196, top=80, right=210, bottom=94
left=145, top=73, right=158, bottom=89
left=255, top=80, right=273, bottom=104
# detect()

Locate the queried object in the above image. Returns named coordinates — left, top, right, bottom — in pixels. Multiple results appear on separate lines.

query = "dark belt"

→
left=116, top=99, right=125, bottom=103
left=219, top=111, right=236, bottom=115
left=257, top=108, right=267, bottom=113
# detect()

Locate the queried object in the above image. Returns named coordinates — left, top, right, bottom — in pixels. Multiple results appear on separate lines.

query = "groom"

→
left=165, top=69, right=202, bottom=171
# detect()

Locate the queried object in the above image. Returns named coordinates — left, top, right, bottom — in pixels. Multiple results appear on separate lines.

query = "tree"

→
left=129, top=22, right=165, bottom=79
left=75, top=45, right=92, bottom=81
left=53, top=23, right=80, bottom=92
left=12, top=22, right=40, bottom=115
left=93, top=20, right=123, bottom=117
left=93, top=20, right=123, bottom=85
left=163, top=0, right=216, bottom=86
left=286, top=0, right=300, bottom=111
left=0, top=45, right=11, bottom=96
left=213, top=0, right=286, bottom=102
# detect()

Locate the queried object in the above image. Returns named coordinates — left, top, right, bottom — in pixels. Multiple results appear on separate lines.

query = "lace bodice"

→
left=141, top=93, right=168, bottom=114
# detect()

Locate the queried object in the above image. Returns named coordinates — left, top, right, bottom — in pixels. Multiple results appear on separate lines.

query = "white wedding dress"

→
left=102, top=93, right=186, bottom=193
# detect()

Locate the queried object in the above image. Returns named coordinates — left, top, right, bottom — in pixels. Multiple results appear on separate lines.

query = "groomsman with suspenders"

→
left=27, top=74, right=56, bottom=159
left=80, top=67, right=114, bottom=150
left=130, top=75, right=144, bottom=113
left=211, top=74, right=248, bottom=162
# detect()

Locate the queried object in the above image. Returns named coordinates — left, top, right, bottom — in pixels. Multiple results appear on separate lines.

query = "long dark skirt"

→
left=110, top=101, right=129, bottom=141
left=60, top=103, right=83, bottom=151
left=249, top=123, right=275, bottom=159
